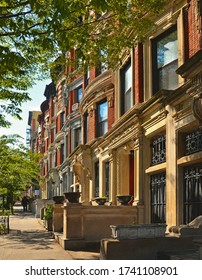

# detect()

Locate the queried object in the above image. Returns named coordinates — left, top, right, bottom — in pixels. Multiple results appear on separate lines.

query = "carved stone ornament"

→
left=192, top=95, right=202, bottom=129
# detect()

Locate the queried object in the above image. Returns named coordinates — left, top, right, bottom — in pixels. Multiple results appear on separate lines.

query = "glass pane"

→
left=124, top=88, right=132, bottom=112
left=125, top=64, right=132, bottom=92
left=157, top=30, right=178, bottom=68
left=158, top=59, right=178, bottom=90
left=77, top=86, right=82, bottom=102
left=99, top=120, right=108, bottom=135
left=98, top=101, right=108, bottom=122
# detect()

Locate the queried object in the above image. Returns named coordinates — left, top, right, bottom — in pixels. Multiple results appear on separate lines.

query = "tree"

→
left=0, top=0, right=168, bottom=127
left=0, top=135, right=41, bottom=213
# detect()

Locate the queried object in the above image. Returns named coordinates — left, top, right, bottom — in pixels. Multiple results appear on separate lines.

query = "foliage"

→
left=43, top=204, right=53, bottom=220
left=0, top=135, right=41, bottom=213
left=0, top=0, right=169, bottom=127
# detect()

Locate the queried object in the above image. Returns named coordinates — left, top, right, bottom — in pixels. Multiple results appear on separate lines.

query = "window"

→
left=84, top=112, right=89, bottom=144
left=97, top=100, right=108, bottom=137
left=184, top=130, right=202, bottom=155
left=105, top=162, right=110, bottom=199
left=74, top=127, right=81, bottom=148
left=151, top=135, right=166, bottom=165
left=120, top=59, right=132, bottom=114
left=150, top=172, right=166, bottom=223
left=60, top=143, right=64, bottom=164
left=76, top=86, right=82, bottom=103
left=152, top=26, right=178, bottom=94
left=183, top=164, right=202, bottom=224
left=84, top=68, right=90, bottom=87
left=96, top=49, right=108, bottom=76
left=95, top=162, right=99, bottom=197
left=61, top=112, right=65, bottom=129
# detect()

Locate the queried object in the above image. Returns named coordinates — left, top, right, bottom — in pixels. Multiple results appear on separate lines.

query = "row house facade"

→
left=36, top=0, right=202, bottom=230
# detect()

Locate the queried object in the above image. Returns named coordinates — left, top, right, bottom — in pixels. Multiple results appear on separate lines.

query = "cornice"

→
left=55, top=130, right=64, bottom=143
left=81, top=70, right=114, bottom=112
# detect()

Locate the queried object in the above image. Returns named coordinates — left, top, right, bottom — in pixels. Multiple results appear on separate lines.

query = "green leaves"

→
left=0, top=135, right=41, bottom=202
left=0, top=0, right=168, bottom=127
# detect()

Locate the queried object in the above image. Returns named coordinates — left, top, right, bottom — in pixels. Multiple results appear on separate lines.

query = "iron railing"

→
left=0, top=216, right=9, bottom=234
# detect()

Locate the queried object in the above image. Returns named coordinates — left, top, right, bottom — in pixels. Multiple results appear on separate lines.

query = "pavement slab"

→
left=0, top=205, right=100, bottom=260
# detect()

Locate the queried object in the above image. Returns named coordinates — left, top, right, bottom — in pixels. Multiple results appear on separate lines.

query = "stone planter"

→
left=116, top=195, right=133, bottom=206
left=53, top=196, right=65, bottom=204
left=110, top=224, right=167, bottom=239
left=64, top=192, right=81, bottom=203
left=92, top=197, right=107, bottom=205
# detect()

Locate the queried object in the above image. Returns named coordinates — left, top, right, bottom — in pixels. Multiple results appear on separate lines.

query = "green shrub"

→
left=43, top=205, right=53, bottom=220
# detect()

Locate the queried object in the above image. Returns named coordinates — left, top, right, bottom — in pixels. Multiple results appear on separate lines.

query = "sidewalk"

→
left=0, top=205, right=100, bottom=260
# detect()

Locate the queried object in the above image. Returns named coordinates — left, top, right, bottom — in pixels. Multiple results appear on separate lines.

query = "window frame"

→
left=84, top=112, right=89, bottom=144
left=152, top=25, right=178, bottom=94
left=76, top=85, right=82, bottom=103
left=96, top=99, right=108, bottom=137
left=120, top=58, right=133, bottom=115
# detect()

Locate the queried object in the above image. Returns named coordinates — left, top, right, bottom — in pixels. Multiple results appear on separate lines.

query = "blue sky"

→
left=0, top=79, right=51, bottom=145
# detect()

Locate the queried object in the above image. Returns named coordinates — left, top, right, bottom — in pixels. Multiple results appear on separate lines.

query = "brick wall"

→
left=88, top=109, right=96, bottom=141
left=134, top=43, right=144, bottom=103
left=188, top=0, right=200, bottom=57
left=108, top=103, right=115, bottom=130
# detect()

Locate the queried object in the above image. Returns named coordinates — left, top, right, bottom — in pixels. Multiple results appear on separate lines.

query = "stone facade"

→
left=34, top=0, right=202, bottom=234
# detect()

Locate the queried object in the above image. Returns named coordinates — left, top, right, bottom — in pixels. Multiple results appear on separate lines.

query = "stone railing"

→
left=110, top=224, right=167, bottom=240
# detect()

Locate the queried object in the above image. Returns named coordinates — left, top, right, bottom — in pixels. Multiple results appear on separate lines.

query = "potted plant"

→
left=92, top=196, right=107, bottom=205
left=116, top=194, right=133, bottom=206
left=43, top=204, right=53, bottom=231
left=64, top=192, right=81, bottom=203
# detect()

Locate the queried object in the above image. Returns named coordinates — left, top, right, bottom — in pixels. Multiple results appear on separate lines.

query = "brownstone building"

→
left=35, top=0, right=202, bottom=232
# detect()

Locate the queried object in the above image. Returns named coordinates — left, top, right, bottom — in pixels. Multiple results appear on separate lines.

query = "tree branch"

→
left=0, top=9, right=32, bottom=19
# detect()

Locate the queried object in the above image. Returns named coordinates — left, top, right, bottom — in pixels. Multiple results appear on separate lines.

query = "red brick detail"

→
left=183, top=6, right=189, bottom=61
left=51, top=129, right=54, bottom=143
left=188, top=1, right=200, bottom=57
left=88, top=110, right=96, bottom=141
left=57, top=114, right=61, bottom=132
left=90, top=67, right=97, bottom=81
left=134, top=43, right=144, bottom=103
left=57, top=148, right=61, bottom=166
left=69, top=90, right=74, bottom=113
left=108, top=104, right=114, bottom=130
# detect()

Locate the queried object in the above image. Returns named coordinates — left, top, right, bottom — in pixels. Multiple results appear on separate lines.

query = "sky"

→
left=0, top=79, right=51, bottom=145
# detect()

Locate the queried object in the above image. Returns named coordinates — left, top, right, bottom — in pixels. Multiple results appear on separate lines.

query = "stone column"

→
left=133, top=132, right=143, bottom=205
left=109, top=150, right=117, bottom=205
left=166, top=104, right=177, bottom=228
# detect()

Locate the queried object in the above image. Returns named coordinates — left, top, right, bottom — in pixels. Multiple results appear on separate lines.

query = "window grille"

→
left=151, top=135, right=166, bottom=165
left=183, top=164, right=202, bottom=224
left=150, top=172, right=166, bottom=223
left=185, top=130, right=202, bottom=155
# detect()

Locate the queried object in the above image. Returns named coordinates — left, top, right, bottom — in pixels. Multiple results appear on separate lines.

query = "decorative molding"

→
left=83, top=70, right=113, bottom=99
left=142, top=110, right=168, bottom=133
left=88, top=104, right=96, bottom=117
left=107, top=90, right=114, bottom=108
left=186, top=72, right=202, bottom=128
left=173, top=103, right=192, bottom=122
left=192, top=96, right=202, bottom=128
